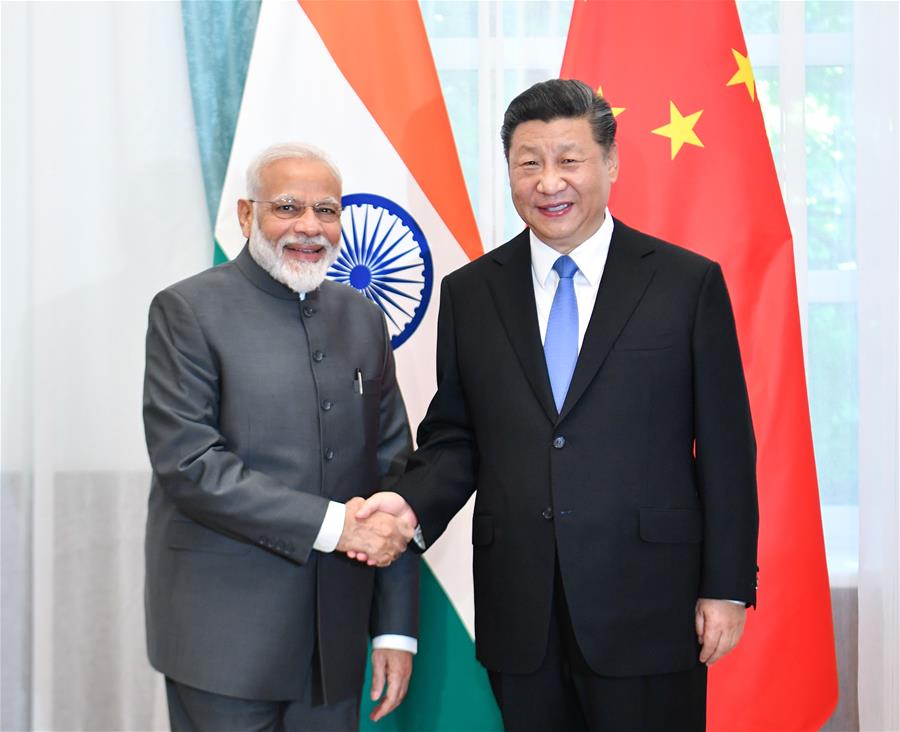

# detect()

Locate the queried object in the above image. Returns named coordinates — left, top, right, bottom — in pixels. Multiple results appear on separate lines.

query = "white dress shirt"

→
left=530, top=209, right=614, bottom=350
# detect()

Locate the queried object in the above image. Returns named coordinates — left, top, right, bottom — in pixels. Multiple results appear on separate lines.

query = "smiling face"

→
left=507, top=115, right=618, bottom=254
left=238, top=156, right=343, bottom=293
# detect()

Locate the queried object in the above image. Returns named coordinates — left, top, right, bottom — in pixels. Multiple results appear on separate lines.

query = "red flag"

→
left=561, top=1, right=837, bottom=729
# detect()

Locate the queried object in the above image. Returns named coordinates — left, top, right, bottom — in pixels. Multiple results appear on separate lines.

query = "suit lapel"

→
left=558, top=221, right=657, bottom=422
left=487, top=231, right=558, bottom=424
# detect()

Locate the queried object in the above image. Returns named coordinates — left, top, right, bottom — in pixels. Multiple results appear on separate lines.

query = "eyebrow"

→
left=273, top=194, right=341, bottom=205
left=514, top=142, right=582, bottom=155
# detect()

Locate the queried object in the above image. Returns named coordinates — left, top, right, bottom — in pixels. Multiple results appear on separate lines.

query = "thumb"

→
left=695, top=603, right=705, bottom=642
left=356, top=494, right=383, bottom=520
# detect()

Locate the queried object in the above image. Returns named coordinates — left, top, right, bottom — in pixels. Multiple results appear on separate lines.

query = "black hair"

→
left=501, top=79, right=616, bottom=159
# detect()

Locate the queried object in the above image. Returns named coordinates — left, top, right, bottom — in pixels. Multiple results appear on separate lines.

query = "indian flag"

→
left=192, top=1, right=500, bottom=728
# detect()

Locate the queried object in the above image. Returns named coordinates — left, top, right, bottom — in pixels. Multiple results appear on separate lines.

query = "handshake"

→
left=336, top=492, right=418, bottom=567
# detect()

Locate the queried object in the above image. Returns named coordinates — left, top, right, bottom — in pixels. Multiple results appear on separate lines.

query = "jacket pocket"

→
left=639, top=507, right=702, bottom=544
left=167, top=519, right=251, bottom=555
left=613, top=331, right=674, bottom=351
left=472, top=514, right=494, bottom=547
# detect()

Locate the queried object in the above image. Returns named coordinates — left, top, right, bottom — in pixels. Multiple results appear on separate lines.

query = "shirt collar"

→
left=529, top=208, right=614, bottom=289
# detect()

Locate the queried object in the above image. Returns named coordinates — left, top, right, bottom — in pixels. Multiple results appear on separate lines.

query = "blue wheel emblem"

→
left=328, top=193, right=433, bottom=349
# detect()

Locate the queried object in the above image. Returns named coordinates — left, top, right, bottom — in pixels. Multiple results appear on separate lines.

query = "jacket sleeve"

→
left=371, top=313, right=419, bottom=638
left=692, top=262, right=759, bottom=606
left=397, top=276, right=480, bottom=548
left=143, top=288, right=329, bottom=565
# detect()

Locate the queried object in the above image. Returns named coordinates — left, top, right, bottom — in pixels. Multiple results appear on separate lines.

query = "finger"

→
left=370, top=698, right=389, bottom=722
left=699, top=628, right=722, bottom=664
left=707, top=632, right=736, bottom=665
left=695, top=605, right=705, bottom=644
left=396, top=671, right=410, bottom=706
left=711, top=625, right=742, bottom=664
left=370, top=654, right=386, bottom=702
left=355, top=496, right=382, bottom=520
left=373, top=667, right=403, bottom=721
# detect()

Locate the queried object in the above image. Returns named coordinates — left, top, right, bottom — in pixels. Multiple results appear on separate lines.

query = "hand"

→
left=695, top=598, right=747, bottom=665
left=336, top=497, right=413, bottom=567
left=348, top=492, right=419, bottom=565
left=369, top=648, right=412, bottom=722
left=356, top=491, right=417, bottom=527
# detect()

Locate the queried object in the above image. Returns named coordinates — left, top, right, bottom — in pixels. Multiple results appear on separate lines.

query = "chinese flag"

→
left=561, top=1, right=838, bottom=730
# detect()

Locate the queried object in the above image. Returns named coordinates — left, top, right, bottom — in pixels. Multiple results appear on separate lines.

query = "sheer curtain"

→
left=1, top=2, right=209, bottom=729
left=854, top=7, right=900, bottom=731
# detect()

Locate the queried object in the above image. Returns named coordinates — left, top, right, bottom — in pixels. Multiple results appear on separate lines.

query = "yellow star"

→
left=726, top=48, right=755, bottom=101
left=651, top=101, right=704, bottom=159
left=597, top=85, right=625, bottom=117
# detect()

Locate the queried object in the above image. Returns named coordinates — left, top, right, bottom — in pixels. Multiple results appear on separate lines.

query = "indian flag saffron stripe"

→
left=206, top=1, right=500, bottom=729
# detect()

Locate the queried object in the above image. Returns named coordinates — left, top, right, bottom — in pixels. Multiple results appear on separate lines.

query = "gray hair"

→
left=245, top=142, right=343, bottom=198
left=500, top=79, right=617, bottom=159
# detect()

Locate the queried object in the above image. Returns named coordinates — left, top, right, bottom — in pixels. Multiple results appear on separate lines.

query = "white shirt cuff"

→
left=372, top=634, right=418, bottom=654
left=313, top=500, right=345, bottom=553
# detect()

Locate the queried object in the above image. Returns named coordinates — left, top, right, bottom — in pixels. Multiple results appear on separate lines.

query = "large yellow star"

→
left=597, top=85, right=625, bottom=117
left=726, top=48, right=755, bottom=101
left=651, top=101, right=704, bottom=159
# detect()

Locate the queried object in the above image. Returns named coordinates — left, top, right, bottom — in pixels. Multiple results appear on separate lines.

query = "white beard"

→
left=248, top=217, right=340, bottom=294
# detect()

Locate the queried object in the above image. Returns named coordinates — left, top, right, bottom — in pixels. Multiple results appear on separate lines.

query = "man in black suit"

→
left=356, top=80, right=758, bottom=731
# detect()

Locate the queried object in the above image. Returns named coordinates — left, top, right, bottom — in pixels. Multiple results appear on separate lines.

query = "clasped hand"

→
left=336, top=495, right=416, bottom=567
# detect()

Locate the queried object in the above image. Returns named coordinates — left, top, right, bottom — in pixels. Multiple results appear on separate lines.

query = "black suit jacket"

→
left=398, top=220, right=757, bottom=677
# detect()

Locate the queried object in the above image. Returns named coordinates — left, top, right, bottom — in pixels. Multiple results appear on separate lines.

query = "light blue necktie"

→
left=544, top=255, right=579, bottom=412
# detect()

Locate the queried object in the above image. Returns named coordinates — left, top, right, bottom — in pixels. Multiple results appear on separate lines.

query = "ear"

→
left=237, top=199, right=254, bottom=239
left=606, top=142, right=619, bottom=182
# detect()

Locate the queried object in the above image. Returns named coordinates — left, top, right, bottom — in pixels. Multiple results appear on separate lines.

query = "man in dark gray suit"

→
left=143, top=142, right=418, bottom=731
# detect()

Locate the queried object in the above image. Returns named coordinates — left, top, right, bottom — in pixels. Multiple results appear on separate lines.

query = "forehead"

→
left=258, top=157, right=341, bottom=199
left=509, top=116, right=597, bottom=155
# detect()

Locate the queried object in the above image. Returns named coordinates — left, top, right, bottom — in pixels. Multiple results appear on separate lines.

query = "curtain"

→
left=1, top=2, right=209, bottom=729
left=854, top=6, right=900, bottom=731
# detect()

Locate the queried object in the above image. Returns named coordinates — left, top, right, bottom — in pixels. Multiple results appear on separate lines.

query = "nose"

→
left=536, top=165, right=566, bottom=195
left=291, top=206, right=324, bottom=237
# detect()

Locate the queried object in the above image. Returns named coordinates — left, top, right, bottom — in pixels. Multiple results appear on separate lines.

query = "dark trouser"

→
left=165, top=677, right=359, bottom=732
left=489, top=567, right=707, bottom=732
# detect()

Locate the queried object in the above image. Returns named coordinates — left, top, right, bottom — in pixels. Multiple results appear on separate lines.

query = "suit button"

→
left=321, top=399, right=333, bottom=411
left=275, top=540, right=286, bottom=552
left=313, top=350, right=325, bottom=362
left=324, top=448, right=335, bottom=461
left=552, top=436, right=566, bottom=449
left=259, top=535, right=269, bottom=545
left=303, top=305, right=316, bottom=317
left=286, top=543, right=296, bottom=554
left=542, top=507, right=554, bottom=520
